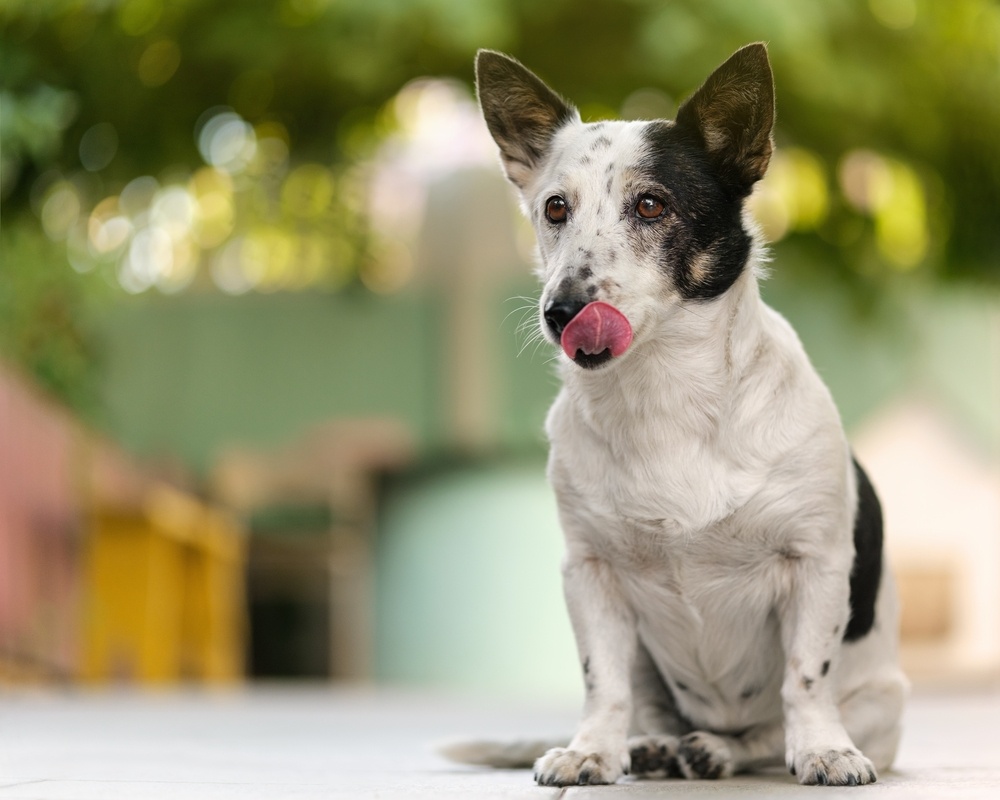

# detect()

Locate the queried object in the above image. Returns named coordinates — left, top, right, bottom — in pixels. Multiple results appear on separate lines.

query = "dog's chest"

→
left=552, top=408, right=765, bottom=536
left=552, top=425, right=783, bottom=613
left=549, top=397, right=791, bottom=720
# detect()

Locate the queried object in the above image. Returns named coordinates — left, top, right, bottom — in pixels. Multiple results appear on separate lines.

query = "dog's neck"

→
left=559, top=267, right=769, bottom=442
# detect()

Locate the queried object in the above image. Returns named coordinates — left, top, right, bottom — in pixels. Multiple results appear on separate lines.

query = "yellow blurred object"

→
left=81, top=485, right=246, bottom=684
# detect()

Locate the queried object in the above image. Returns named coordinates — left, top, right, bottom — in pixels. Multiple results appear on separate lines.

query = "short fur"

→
left=447, top=44, right=907, bottom=787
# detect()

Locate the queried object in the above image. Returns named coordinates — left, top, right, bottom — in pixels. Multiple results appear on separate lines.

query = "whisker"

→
left=499, top=295, right=540, bottom=331
left=678, top=303, right=711, bottom=323
left=500, top=293, right=553, bottom=362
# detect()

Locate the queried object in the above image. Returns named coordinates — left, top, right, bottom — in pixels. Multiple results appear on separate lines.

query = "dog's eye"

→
left=545, top=196, right=568, bottom=223
left=636, top=195, right=666, bottom=220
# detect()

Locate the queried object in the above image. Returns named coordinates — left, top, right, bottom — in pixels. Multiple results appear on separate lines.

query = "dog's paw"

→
left=676, top=731, right=734, bottom=780
left=791, top=748, right=877, bottom=786
left=533, top=747, right=626, bottom=786
left=627, top=734, right=683, bottom=779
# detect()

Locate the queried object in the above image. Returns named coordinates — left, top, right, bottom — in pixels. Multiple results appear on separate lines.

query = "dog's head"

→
left=475, top=44, right=774, bottom=369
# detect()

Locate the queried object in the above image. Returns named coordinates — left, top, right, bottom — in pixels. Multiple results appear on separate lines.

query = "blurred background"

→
left=1, top=0, right=998, bottom=702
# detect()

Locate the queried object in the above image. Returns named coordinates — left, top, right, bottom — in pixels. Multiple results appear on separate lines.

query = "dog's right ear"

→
left=475, top=50, right=578, bottom=190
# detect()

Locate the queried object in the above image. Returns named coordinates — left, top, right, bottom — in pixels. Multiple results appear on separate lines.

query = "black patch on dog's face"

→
left=844, top=456, right=884, bottom=642
left=637, top=121, right=753, bottom=300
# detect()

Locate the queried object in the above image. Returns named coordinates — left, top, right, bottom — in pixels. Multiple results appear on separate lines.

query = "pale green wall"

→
left=95, top=291, right=447, bottom=474
left=375, top=461, right=581, bottom=702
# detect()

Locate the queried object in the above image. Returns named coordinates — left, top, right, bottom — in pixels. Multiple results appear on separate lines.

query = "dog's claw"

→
left=793, top=748, right=877, bottom=786
left=533, top=747, right=624, bottom=786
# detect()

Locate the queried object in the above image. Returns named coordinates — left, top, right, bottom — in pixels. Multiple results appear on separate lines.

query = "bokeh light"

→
left=749, top=147, right=829, bottom=243
left=79, top=122, right=118, bottom=171
left=40, top=181, right=81, bottom=242
left=839, top=150, right=930, bottom=269
left=197, top=110, right=258, bottom=174
left=137, top=39, right=181, bottom=87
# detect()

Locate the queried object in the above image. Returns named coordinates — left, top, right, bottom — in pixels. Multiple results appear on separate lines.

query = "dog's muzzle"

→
left=544, top=299, right=634, bottom=369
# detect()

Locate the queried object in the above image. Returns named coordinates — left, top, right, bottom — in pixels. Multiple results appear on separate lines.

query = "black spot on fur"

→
left=606, top=176, right=614, bottom=194
left=821, top=660, right=831, bottom=677
left=592, top=134, right=612, bottom=150
left=586, top=285, right=598, bottom=298
left=605, top=161, right=616, bottom=174
left=639, top=121, right=753, bottom=300
left=802, top=676, right=814, bottom=691
left=583, top=656, right=595, bottom=692
left=630, top=740, right=683, bottom=779
left=579, top=265, right=593, bottom=279
left=556, top=276, right=577, bottom=297
left=777, top=546, right=802, bottom=561
left=678, top=734, right=725, bottom=780
left=844, top=457, right=883, bottom=642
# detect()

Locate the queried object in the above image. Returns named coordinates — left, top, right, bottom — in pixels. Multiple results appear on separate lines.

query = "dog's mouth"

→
left=560, top=301, right=633, bottom=369
left=571, top=349, right=615, bottom=369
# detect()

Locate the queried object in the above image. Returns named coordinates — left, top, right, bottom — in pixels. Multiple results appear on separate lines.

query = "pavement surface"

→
left=0, top=685, right=998, bottom=799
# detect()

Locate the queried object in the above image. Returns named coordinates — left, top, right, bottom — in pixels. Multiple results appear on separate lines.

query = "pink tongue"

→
left=560, top=301, right=633, bottom=360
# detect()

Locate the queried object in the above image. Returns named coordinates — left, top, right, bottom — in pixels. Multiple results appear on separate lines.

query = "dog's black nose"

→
left=544, top=299, right=587, bottom=337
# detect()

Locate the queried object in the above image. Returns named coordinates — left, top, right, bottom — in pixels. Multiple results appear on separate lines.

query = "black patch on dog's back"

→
left=640, top=122, right=752, bottom=300
left=844, top=457, right=883, bottom=642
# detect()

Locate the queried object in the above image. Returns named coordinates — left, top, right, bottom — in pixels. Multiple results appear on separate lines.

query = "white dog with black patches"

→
left=442, top=43, right=907, bottom=787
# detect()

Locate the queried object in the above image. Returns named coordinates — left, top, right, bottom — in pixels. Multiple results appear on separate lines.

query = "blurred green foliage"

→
left=2, top=0, right=1000, bottom=412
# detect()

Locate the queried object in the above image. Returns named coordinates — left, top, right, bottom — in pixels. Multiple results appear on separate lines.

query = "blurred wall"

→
left=375, top=459, right=578, bottom=701
left=95, top=292, right=446, bottom=474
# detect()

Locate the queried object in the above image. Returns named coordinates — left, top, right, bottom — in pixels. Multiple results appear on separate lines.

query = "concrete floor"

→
left=0, top=686, right=998, bottom=799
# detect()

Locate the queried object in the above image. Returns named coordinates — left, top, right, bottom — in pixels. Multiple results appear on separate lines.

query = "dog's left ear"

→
left=676, top=43, right=775, bottom=195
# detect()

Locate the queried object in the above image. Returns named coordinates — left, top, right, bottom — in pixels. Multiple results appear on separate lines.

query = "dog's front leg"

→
left=780, top=554, right=878, bottom=786
left=534, top=550, right=636, bottom=786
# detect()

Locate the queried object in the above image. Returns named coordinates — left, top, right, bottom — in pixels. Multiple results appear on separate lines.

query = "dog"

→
left=441, top=43, right=907, bottom=787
